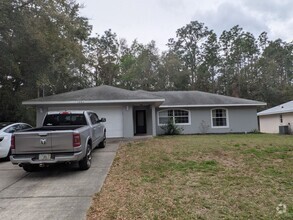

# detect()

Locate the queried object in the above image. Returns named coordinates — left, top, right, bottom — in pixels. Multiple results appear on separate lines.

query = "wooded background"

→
left=1, top=0, right=292, bottom=124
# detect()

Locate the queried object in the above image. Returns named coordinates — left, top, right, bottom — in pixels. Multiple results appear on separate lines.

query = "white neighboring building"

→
left=257, top=101, right=293, bottom=134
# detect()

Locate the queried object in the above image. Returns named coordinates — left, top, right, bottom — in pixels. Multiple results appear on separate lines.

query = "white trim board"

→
left=23, top=99, right=165, bottom=105
left=160, top=103, right=266, bottom=108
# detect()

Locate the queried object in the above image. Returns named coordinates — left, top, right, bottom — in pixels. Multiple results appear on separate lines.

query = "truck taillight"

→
left=11, top=135, right=15, bottom=149
left=73, top=133, right=81, bottom=147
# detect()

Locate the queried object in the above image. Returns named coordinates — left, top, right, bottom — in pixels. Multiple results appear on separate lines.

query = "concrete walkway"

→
left=0, top=141, right=120, bottom=220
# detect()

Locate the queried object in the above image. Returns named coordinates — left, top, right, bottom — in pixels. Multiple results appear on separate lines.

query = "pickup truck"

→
left=10, top=111, right=106, bottom=172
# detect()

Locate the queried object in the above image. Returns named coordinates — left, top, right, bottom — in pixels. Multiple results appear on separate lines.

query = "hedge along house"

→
left=257, top=101, right=293, bottom=134
left=23, top=85, right=266, bottom=138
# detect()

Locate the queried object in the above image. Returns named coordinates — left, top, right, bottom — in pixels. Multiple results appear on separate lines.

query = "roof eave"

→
left=159, top=103, right=267, bottom=108
left=257, top=109, right=293, bottom=116
left=22, top=99, right=165, bottom=106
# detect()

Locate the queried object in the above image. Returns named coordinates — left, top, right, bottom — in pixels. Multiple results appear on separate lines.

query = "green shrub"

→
left=161, top=119, right=183, bottom=135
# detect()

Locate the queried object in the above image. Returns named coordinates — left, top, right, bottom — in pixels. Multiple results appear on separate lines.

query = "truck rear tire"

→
left=99, top=139, right=106, bottom=148
left=79, top=144, right=92, bottom=170
left=99, top=132, right=106, bottom=148
left=22, top=164, right=40, bottom=172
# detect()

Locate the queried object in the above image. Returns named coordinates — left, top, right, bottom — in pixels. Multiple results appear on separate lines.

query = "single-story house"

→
left=257, top=101, right=293, bottom=134
left=23, top=85, right=266, bottom=138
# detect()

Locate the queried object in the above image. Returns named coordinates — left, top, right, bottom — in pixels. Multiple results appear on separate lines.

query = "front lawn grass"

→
left=88, top=134, right=293, bottom=219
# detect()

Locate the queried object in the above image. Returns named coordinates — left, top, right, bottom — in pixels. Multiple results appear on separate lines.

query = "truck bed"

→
left=12, top=125, right=87, bottom=155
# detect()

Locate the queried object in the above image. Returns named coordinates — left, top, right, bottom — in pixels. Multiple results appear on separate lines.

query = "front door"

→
left=136, top=110, right=146, bottom=134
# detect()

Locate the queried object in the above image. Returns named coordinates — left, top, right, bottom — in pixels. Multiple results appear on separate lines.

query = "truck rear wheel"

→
left=79, top=144, right=92, bottom=170
left=99, top=132, right=106, bottom=148
left=22, top=164, right=40, bottom=172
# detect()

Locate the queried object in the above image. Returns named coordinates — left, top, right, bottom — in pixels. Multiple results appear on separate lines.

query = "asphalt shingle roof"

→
left=23, top=85, right=266, bottom=107
left=150, top=90, right=265, bottom=107
left=257, top=101, right=293, bottom=116
left=23, top=85, right=163, bottom=104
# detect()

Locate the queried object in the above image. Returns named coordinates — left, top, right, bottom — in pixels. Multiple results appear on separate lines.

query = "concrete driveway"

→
left=0, top=141, right=119, bottom=220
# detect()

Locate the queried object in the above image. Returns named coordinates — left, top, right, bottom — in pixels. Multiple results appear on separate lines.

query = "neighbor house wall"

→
left=283, top=113, right=293, bottom=133
left=156, top=107, right=258, bottom=135
left=259, top=112, right=293, bottom=134
left=259, top=115, right=280, bottom=133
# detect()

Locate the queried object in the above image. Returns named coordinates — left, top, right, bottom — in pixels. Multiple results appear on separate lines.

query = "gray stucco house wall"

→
left=23, top=85, right=266, bottom=138
left=156, top=107, right=258, bottom=135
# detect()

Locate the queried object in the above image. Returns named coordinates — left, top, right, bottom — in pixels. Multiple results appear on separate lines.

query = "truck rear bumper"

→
left=10, top=151, right=84, bottom=165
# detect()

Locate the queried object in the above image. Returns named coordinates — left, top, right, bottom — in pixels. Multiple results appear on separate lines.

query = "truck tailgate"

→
left=15, top=132, right=52, bottom=154
left=51, top=131, right=74, bottom=152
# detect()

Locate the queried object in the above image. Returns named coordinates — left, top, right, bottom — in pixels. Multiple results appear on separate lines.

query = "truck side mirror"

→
left=100, top=118, right=106, bottom=122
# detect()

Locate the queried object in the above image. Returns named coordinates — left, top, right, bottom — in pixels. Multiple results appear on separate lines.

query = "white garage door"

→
left=91, top=106, right=123, bottom=138
left=48, top=106, right=124, bottom=138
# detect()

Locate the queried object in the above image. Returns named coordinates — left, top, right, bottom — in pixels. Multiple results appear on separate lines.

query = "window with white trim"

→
left=211, top=109, right=228, bottom=128
left=158, top=109, right=190, bottom=125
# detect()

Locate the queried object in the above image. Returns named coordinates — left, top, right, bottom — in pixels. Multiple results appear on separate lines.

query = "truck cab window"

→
left=89, top=113, right=99, bottom=124
left=43, top=114, right=86, bottom=126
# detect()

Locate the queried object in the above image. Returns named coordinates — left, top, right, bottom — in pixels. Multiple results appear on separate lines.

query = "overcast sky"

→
left=77, top=0, right=293, bottom=52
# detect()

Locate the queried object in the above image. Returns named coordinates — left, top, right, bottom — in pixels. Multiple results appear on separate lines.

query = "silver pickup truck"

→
left=10, top=111, right=106, bottom=172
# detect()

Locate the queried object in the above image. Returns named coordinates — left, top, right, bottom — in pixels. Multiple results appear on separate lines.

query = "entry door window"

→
left=136, top=110, right=146, bottom=134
